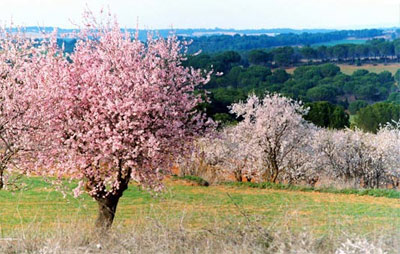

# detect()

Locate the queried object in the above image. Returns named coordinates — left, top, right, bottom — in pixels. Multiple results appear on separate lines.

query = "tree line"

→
left=185, top=38, right=400, bottom=69
left=185, top=29, right=383, bottom=53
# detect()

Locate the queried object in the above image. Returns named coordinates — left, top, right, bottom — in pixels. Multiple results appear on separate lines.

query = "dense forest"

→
left=183, top=51, right=400, bottom=132
left=185, top=38, right=400, bottom=68
left=59, top=37, right=400, bottom=67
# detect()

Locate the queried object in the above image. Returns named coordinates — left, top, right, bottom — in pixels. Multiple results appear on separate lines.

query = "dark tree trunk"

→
left=375, top=172, right=381, bottom=189
left=0, top=169, right=4, bottom=190
left=308, top=176, right=318, bottom=188
left=270, top=160, right=279, bottom=183
left=234, top=169, right=243, bottom=182
left=95, top=195, right=121, bottom=230
left=91, top=165, right=131, bottom=231
left=271, top=171, right=278, bottom=184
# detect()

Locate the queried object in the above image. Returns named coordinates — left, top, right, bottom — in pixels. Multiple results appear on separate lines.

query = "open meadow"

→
left=0, top=177, right=399, bottom=253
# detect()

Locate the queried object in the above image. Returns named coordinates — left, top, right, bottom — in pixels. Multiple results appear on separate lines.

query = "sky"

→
left=0, top=0, right=400, bottom=30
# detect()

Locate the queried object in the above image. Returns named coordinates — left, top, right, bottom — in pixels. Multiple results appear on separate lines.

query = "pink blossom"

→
left=18, top=13, right=213, bottom=203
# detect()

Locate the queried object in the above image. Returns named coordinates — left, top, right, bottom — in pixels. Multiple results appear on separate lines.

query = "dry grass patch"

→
left=284, top=63, right=400, bottom=75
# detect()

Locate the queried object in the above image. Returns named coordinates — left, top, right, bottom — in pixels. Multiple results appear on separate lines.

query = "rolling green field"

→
left=1, top=177, right=399, bottom=238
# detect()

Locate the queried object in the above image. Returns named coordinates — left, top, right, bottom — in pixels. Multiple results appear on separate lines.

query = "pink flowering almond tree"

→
left=24, top=14, right=212, bottom=229
left=0, top=28, right=58, bottom=189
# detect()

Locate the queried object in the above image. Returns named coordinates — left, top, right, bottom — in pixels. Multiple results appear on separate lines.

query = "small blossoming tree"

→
left=229, top=93, right=316, bottom=183
left=177, top=126, right=257, bottom=182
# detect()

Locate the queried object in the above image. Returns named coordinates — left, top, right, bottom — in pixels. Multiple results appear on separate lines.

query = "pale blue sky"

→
left=0, top=0, right=399, bottom=29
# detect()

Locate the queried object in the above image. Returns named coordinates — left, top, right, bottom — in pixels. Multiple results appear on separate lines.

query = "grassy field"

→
left=339, top=63, right=400, bottom=75
left=1, top=177, right=399, bottom=238
left=285, top=63, right=400, bottom=75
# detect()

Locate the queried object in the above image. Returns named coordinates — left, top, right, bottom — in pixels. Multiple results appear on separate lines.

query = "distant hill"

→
left=13, top=26, right=337, bottom=38
left=185, top=29, right=385, bottom=53
left=11, top=26, right=390, bottom=53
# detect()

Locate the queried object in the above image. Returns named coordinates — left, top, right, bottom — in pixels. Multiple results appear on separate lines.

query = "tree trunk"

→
left=245, top=176, right=252, bottom=182
left=92, top=172, right=130, bottom=231
left=269, top=159, right=279, bottom=183
left=0, top=169, right=4, bottom=190
left=88, top=162, right=132, bottom=231
left=271, top=171, right=279, bottom=183
left=234, top=169, right=243, bottom=182
left=95, top=195, right=121, bottom=230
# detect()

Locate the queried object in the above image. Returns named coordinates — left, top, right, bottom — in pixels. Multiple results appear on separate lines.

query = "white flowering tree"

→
left=229, top=94, right=316, bottom=183
left=373, top=123, right=400, bottom=188
left=314, top=126, right=400, bottom=188
left=177, top=126, right=257, bottom=182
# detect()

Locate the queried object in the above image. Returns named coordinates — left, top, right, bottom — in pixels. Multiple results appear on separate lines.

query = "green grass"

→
left=222, top=181, right=400, bottom=199
left=171, top=174, right=210, bottom=186
left=0, top=177, right=399, bottom=237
